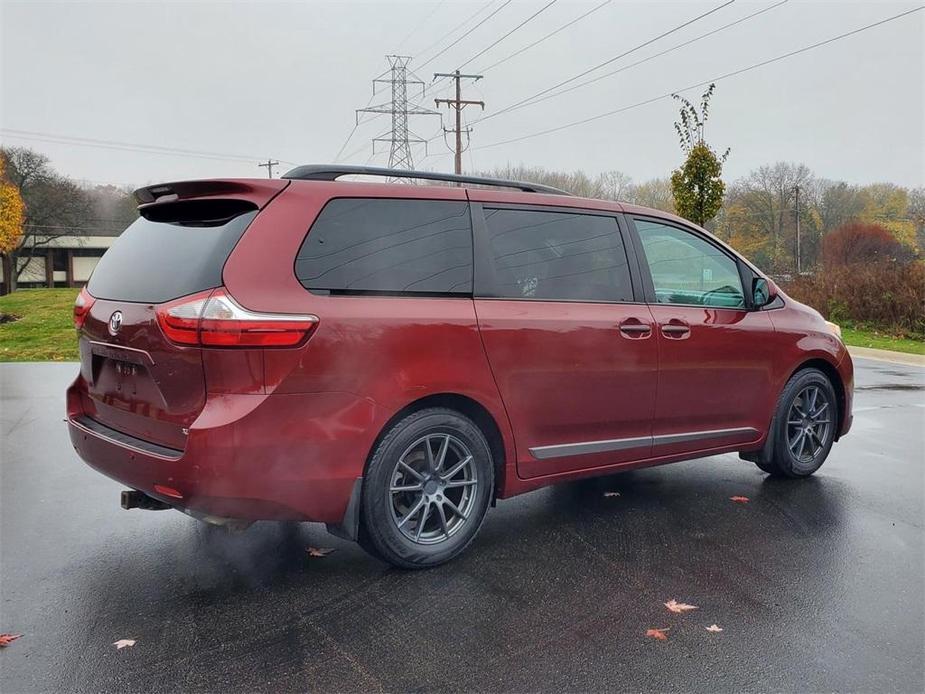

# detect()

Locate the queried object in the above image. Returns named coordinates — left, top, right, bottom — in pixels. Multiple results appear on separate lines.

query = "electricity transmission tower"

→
left=357, top=55, right=439, bottom=174
left=434, top=70, right=484, bottom=175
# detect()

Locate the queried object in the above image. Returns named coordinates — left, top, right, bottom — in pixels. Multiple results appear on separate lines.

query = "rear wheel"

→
left=758, top=368, right=838, bottom=478
left=359, top=408, right=494, bottom=569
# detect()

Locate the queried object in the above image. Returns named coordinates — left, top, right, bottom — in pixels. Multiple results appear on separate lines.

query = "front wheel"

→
left=758, top=368, right=838, bottom=478
left=359, top=408, right=494, bottom=569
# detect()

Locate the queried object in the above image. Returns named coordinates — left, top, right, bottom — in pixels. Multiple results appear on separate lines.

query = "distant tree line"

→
left=477, top=162, right=924, bottom=273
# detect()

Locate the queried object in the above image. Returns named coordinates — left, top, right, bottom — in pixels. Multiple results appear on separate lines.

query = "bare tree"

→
left=724, top=162, right=814, bottom=270
left=624, top=177, right=675, bottom=213
left=1, top=146, right=94, bottom=291
left=593, top=170, right=634, bottom=201
left=814, top=179, right=864, bottom=233
left=908, top=187, right=925, bottom=252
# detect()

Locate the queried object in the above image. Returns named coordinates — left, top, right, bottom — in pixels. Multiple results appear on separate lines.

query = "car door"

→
left=471, top=202, right=658, bottom=479
left=628, top=215, right=776, bottom=458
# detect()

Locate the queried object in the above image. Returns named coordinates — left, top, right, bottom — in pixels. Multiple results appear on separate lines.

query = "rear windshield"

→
left=87, top=209, right=257, bottom=303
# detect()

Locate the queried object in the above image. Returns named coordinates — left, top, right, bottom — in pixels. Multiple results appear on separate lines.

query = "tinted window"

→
left=87, top=210, right=256, bottom=303
left=483, top=208, right=632, bottom=302
left=296, top=199, right=472, bottom=295
left=635, top=218, right=745, bottom=308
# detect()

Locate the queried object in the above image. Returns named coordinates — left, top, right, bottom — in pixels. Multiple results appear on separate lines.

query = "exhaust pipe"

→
left=121, top=489, right=171, bottom=511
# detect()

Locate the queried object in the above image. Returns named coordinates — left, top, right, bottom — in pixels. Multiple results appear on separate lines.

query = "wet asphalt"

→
left=1, top=359, right=923, bottom=693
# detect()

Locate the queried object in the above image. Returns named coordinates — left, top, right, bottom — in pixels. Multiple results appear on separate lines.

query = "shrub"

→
left=822, top=222, right=916, bottom=267
left=783, top=261, right=924, bottom=338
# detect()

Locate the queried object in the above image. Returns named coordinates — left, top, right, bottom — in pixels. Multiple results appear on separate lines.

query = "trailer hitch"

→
left=121, top=489, right=171, bottom=511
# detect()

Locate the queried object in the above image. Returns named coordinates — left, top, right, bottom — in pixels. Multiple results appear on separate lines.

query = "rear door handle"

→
left=618, top=320, right=652, bottom=338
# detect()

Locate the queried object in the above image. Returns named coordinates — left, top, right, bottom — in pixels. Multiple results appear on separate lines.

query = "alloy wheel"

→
left=786, top=385, right=833, bottom=465
left=389, top=433, right=479, bottom=545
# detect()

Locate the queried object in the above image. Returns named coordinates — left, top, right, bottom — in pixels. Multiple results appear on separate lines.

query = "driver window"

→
left=635, top=218, right=745, bottom=308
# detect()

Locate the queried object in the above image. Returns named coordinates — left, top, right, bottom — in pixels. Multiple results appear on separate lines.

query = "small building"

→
left=0, top=229, right=120, bottom=292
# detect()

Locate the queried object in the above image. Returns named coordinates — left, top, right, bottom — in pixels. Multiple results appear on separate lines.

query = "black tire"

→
left=359, top=407, right=494, bottom=569
left=758, top=368, right=838, bottom=478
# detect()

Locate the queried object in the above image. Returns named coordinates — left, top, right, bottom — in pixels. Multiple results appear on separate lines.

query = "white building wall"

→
left=18, top=257, right=47, bottom=282
left=73, top=256, right=101, bottom=282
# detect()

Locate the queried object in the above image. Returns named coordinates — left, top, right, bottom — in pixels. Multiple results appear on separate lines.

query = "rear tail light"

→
left=156, top=288, right=318, bottom=348
left=74, top=287, right=96, bottom=329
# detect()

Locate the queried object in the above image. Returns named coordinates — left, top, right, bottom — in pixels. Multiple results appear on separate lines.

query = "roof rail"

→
left=281, top=164, right=572, bottom=196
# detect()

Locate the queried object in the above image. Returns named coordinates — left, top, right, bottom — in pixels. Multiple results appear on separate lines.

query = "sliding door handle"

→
left=618, top=320, right=652, bottom=338
left=660, top=321, right=690, bottom=338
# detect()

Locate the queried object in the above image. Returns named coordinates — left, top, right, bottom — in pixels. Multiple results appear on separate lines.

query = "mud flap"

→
left=326, top=477, right=363, bottom=541
left=740, top=414, right=776, bottom=466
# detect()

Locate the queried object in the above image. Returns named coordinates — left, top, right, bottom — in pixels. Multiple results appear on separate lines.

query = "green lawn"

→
left=0, top=288, right=80, bottom=361
left=840, top=325, right=925, bottom=356
left=1, top=288, right=923, bottom=361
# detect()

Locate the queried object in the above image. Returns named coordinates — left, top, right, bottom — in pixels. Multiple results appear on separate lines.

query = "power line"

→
left=478, top=0, right=612, bottom=73
left=457, top=0, right=558, bottom=70
left=1, top=132, right=264, bottom=164
left=333, top=79, right=387, bottom=162
left=396, top=0, right=449, bottom=52
left=0, top=128, right=292, bottom=164
left=414, top=0, right=498, bottom=63
left=418, top=0, right=514, bottom=70
left=473, top=0, right=736, bottom=125
left=426, top=1, right=561, bottom=166
left=341, top=2, right=498, bottom=144
left=352, top=0, right=558, bottom=138
left=476, top=6, right=924, bottom=149
left=341, top=140, right=373, bottom=164
left=488, top=0, right=790, bottom=115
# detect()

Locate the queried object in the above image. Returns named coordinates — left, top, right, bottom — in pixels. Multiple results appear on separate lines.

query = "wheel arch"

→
left=364, top=392, right=509, bottom=500
left=787, top=357, right=847, bottom=439
left=329, top=393, right=512, bottom=543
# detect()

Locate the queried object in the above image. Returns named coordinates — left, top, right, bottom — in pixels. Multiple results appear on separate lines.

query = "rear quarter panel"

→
left=222, top=182, right=519, bottom=495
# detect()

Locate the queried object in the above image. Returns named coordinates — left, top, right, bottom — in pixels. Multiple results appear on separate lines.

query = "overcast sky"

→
left=1, top=0, right=922, bottom=190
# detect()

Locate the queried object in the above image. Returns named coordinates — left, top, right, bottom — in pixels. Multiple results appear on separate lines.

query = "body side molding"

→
left=529, top=427, right=759, bottom=460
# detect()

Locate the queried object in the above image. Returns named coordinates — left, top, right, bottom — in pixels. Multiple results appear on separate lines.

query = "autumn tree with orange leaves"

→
left=0, top=152, right=24, bottom=253
left=0, top=152, right=25, bottom=292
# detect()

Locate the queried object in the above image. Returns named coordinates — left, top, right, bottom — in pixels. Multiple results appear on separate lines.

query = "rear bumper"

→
left=67, top=376, right=380, bottom=523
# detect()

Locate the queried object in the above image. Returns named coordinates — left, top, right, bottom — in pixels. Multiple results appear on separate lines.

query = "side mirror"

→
left=752, top=277, right=774, bottom=307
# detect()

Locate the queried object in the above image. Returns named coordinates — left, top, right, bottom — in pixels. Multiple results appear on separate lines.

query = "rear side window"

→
left=87, top=207, right=257, bottom=303
left=482, top=208, right=633, bottom=302
left=295, top=199, right=473, bottom=296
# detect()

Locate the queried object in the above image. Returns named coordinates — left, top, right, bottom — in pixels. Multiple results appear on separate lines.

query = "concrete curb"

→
left=847, top=345, right=925, bottom=368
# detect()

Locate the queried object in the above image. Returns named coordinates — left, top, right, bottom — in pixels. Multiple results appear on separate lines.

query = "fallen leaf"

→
left=113, top=639, right=136, bottom=650
left=730, top=496, right=750, bottom=503
left=603, top=491, right=621, bottom=498
left=306, top=547, right=336, bottom=558
left=646, top=627, right=670, bottom=641
left=705, top=624, right=724, bottom=633
left=0, top=633, right=23, bottom=647
left=664, top=599, right=699, bottom=613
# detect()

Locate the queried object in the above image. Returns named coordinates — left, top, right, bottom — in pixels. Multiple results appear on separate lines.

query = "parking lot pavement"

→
left=1, top=359, right=923, bottom=693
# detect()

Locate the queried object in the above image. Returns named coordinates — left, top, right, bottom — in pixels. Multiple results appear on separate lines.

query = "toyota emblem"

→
left=108, top=311, right=123, bottom=336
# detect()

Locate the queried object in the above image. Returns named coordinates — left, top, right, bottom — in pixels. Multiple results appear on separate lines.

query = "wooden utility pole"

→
left=793, top=184, right=802, bottom=274
left=434, top=70, right=484, bottom=175
left=258, top=159, right=280, bottom=178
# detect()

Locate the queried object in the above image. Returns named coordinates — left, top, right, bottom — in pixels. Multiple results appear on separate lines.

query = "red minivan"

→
left=67, top=166, right=853, bottom=568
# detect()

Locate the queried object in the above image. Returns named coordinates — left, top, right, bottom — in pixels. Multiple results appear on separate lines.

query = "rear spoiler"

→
left=133, top=179, right=288, bottom=207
